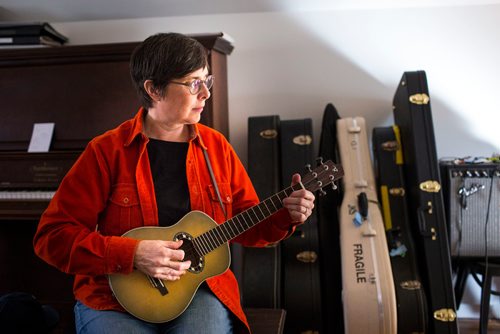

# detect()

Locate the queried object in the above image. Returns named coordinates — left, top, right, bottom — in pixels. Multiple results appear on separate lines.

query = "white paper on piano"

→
left=28, top=122, right=55, bottom=152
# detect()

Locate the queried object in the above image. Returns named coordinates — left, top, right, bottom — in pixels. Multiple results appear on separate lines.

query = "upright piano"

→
left=0, top=34, right=233, bottom=332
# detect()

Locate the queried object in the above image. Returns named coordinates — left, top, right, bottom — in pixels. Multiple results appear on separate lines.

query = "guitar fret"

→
left=214, top=228, right=224, bottom=246
left=234, top=214, right=244, bottom=230
left=242, top=211, right=252, bottom=228
left=206, top=230, right=216, bottom=252
left=256, top=204, right=266, bottom=220
left=219, top=224, right=230, bottom=242
left=267, top=197, right=278, bottom=211
left=226, top=223, right=234, bottom=240
left=206, top=230, right=217, bottom=251
left=214, top=226, right=224, bottom=245
left=248, top=208, right=259, bottom=225
left=199, top=234, right=208, bottom=254
left=229, top=217, right=239, bottom=235
left=262, top=201, right=272, bottom=216
left=229, top=219, right=238, bottom=238
left=270, top=196, right=281, bottom=211
left=224, top=223, right=233, bottom=241
left=192, top=238, right=201, bottom=253
left=194, top=236, right=208, bottom=255
left=222, top=225, right=230, bottom=242
left=200, top=233, right=213, bottom=253
left=226, top=218, right=237, bottom=238
left=277, top=190, right=288, bottom=202
left=193, top=238, right=206, bottom=256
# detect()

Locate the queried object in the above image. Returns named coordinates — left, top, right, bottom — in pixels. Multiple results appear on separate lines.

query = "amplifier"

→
left=440, top=161, right=500, bottom=258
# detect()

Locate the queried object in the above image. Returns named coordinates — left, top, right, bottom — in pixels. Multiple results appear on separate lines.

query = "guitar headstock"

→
left=301, top=158, right=344, bottom=195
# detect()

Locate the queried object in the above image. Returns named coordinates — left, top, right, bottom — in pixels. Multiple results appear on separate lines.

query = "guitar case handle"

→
left=358, top=192, right=368, bottom=219
left=417, top=203, right=437, bottom=240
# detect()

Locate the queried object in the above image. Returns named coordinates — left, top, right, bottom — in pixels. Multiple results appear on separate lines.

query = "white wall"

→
left=52, top=4, right=500, bottom=319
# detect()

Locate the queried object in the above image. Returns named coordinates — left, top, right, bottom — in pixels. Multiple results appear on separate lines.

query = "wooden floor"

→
left=459, top=318, right=500, bottom=333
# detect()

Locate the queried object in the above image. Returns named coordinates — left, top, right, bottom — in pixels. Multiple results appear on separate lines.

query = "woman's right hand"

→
left=133, top=239, right=191, bottom=281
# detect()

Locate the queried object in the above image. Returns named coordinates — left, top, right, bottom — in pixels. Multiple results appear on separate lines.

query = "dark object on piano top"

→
left=0, top=22, right=68, bottom=44
left=0, top=291, right=59, bottom=333
left=0, top=35, right=63, bottom=47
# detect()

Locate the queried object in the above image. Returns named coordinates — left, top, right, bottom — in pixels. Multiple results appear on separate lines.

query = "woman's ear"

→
left=143, top=80, right=162, bottom=102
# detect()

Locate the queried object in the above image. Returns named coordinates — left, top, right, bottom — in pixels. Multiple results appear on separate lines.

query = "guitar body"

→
left=108, top=210, right=230, bottom=323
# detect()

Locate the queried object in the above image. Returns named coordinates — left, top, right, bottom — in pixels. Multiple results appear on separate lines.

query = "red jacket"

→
left=33, top=109, right=295, bottom=333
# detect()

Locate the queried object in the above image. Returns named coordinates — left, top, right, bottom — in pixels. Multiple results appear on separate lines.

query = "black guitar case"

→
left=279, top=118, right=322, bottom=334
left=243, top=115, right=282, bottom=308
left=316, top=103, right=344, bottom=333
left=392, top=70, right=459, bottom=333
left=372, top=126, right=429, bottom=333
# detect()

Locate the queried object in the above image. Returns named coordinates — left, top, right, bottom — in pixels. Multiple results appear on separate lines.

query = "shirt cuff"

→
left=106, top=236, right=139, bottom=274
left=271, top=209, right=299, bottom=239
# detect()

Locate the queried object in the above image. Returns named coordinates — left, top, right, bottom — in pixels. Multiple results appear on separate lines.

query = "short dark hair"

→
left=130, top=32, right=208, bottom=109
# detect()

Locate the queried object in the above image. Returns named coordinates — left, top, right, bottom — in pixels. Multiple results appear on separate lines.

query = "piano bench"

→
left=244, top=308, right=286, bottom=334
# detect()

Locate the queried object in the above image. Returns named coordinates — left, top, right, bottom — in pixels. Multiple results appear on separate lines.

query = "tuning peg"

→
left=316, top=157, right=324, bottom=165
left=305, top=164, right=312, bottom=172
left=332, top=182, right=338, bottom=191
left=318, top=188, right=327, bottom=196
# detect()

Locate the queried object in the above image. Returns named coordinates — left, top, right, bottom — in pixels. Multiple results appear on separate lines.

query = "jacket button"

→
left=123, top=197, right=129, bottom=204
left=226, top=196, right=231, bottom=202
left=116, top=265, right=122, bottom=272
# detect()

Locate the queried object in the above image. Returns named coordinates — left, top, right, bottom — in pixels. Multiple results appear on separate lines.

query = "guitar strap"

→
left=202, top=147, right=227, bottom=219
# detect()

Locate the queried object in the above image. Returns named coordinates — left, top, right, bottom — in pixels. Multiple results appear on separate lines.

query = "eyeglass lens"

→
left=191, top=76, right=214, bottom=94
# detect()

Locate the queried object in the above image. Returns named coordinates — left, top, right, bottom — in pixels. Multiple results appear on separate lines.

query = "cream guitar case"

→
left=337, top=117, right=397, bottom=334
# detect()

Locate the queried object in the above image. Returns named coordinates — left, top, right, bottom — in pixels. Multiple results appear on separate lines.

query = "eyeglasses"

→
left=170, top=75, right=214, bottom=95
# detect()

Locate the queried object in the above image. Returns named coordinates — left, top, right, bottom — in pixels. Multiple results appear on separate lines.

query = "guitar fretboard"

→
left=192, top=184, right=300, bottom=256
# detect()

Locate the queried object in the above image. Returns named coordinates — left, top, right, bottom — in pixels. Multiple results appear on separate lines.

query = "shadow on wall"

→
left=226, top=9, right=498, bottom=167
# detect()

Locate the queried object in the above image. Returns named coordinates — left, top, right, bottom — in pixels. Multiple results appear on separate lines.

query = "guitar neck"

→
left=190, top=160, right=343, bottom=257
left=193, top=184, right=300, bottom=255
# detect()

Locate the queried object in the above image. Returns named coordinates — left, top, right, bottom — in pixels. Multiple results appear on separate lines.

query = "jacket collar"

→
left=124, top=107, right=207, bottom=150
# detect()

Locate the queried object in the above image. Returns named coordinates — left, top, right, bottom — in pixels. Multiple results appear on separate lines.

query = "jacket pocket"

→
left=207, top=182, right=232, bottom=223
left=100, top=183, right=141, bottom=235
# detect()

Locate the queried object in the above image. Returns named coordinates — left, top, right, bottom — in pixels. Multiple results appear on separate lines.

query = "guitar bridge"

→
left=148, top=275, right=168, bottom=296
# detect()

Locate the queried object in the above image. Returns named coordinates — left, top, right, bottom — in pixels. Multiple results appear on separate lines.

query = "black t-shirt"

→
left=147, top=138, right=191, bottom=227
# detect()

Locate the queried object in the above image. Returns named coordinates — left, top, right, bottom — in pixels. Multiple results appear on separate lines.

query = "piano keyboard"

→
left=0, top=190, right=55, bottom=200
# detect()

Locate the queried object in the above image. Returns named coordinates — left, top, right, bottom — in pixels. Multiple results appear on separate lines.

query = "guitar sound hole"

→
left=174, top=232, right=204, bottom=274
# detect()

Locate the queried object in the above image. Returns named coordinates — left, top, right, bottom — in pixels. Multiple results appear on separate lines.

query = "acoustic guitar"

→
left=108, top=159, right=343, bottom=323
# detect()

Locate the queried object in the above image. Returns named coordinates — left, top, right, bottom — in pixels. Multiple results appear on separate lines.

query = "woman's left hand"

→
left=282, top=173, right=316, bottom=224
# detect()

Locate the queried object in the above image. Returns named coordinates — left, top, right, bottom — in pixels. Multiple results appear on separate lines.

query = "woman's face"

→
left=151, top=67, right=211, bottom=127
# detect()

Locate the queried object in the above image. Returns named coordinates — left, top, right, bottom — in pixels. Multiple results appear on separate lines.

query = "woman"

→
left=33, top=32, right=315, bottom=334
